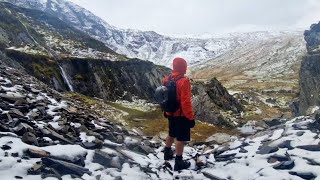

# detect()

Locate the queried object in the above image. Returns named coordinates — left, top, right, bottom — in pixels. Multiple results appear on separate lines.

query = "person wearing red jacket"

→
left=162, top=57, right=195, bottom=171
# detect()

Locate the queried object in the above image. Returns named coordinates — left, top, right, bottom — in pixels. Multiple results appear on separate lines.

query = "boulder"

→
left=22, top=132, right=38, bottom=146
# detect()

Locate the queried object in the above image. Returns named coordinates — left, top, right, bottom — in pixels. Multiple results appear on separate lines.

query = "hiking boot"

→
left=164, top=148, right=174, bottom=160
left=174, top=159, right=191, bottom=171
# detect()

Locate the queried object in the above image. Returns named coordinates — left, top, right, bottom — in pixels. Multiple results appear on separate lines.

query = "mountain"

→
left=191, top=31, right=306, bottom=90
left=0, top=0, right=305, bottom=69
left=0, top=2, right=123, bottom=60
left=0, top=2, right=169, bottom=103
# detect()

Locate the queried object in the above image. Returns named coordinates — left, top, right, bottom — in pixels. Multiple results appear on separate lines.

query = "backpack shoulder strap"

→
left=174, top=75, right=186, bottom=82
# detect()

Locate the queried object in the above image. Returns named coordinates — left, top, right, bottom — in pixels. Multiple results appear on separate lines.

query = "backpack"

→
left=155, top=75, right=185, bottom=113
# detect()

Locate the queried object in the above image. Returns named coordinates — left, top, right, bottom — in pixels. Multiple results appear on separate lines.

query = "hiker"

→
left=162, top=57, right=195, bottom=171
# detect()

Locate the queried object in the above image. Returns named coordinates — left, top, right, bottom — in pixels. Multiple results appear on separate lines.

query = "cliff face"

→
left=58, top=58, right=168, bottom=101
left=5, top=50, right=169, bottom=102
left=299, top=22, right=320, bottom=115
left=192, top=78, right=243, bottom=127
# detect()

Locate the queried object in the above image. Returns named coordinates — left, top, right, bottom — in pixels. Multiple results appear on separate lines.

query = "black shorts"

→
left=168, top=116, right=191, bottom=141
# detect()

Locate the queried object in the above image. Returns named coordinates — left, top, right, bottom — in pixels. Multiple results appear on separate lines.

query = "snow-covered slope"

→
left=1, top=0, right=305, bottom=68
left=0, top=2, right=122, bottom=60
left=192, top=31, right=306, bottom=89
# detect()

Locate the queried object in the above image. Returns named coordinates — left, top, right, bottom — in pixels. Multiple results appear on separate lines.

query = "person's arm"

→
left=180, top=78, right=195, bottom=121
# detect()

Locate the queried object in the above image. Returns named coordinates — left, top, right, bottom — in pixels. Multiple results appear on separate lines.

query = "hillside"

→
left=0, top=2, right=122, bottom=60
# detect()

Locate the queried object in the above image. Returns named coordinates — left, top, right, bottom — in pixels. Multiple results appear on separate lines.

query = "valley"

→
left=0, top=0, right=319, bottom=179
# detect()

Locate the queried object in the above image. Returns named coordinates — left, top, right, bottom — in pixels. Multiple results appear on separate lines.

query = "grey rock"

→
left=42, top=157, right=92, bottom=176
left=296, top=145, right=320, bottom=151
left=41, top=127, right=73, bottom=144
left=273, top=160, right=295, bottom=170
left=277, top=140, right=294, bottom=150
left=289, top=172, right=316, bottom=180
left=296, top=131, right=305, bottom=136
left=257, top=145, right=279, bottom=154
left=1, top=144, right=11, bottom=150
left=92, top=150, right=113, bottom=168
left=202, top=172, right=225, bottom=180
left=192, top=79, right=243, bottom=126
left=0, top=93, right=26, bottom=102
left=215, top=153, right=237, bottom=162
left=22, top=132, right=39, bottom=146
left=205, top=133, right=236, bottom=145
left=268, top=154, right=290, bottom=162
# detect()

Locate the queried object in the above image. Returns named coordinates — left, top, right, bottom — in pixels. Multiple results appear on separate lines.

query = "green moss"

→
left=74, top=74, right=85, bottom=81
left=32, top=63, right=54, bottom=77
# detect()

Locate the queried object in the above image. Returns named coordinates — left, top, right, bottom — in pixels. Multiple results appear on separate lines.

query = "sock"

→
left=175, top=155, right=182, bottom=161
left=164, top=147, right=171, bottom=152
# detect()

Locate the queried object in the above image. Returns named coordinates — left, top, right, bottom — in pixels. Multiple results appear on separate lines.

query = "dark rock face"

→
left=299, top=22, right=320, bottom=115
left=59, top=58, right=168, bottom=101
left=6, top=50, right=169, bottom=102
left=192, top=78, right=243, bottom=126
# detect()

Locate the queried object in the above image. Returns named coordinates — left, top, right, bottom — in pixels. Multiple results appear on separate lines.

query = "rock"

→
left=1, top=144, right=11, bottom=150
left=0, top=93, right=26, bottom=102
left=27, top=148, right=51, bottom=158
left=215, top=153, right=237, bottom=162
left=273, top=160, right=295, bottom=170
left=268, top=154, right=290, bottom=163
left=289, top=172, right=316, bottom=180
left=9, top=109, right=25, bottom=118
left=14, top=99, right=28, bottom=106
left=263, top=118, right=283, bottom=127
left=192, top=79, right=243, bottom=126
left=239, top=147, right=248, bottom=153
left=14, top=123, right=34, bottom=136
left=41, top=127, right=73, bottom=144
left=296, top=145, right=320, bottom=151
left=22, top=132, right=39, bottom=146
left=28, top=163, right=44, bottom=175
left=41, top=157, right=92, bottom=176
left=303, top=157, right=320, bottom=166
left=130, top=144, right=155, bottom=155
left=14, top=176, right=23, bottom=179
left=92, top=150, right=113, bottom=168
left=257, top=145, right=279, bottom=154
left=296, top=131, right=305, bottom=136
left=81, top=142, right=100, bottom=150
left=299, top=22, right=320, bottom=114
left=11, top=152, right=19, bottom=157
left=205, top=133, right=236, bottom=145
left=277, top=140, right=294, bottom=150
left=202, top=171, right=225, bottom=180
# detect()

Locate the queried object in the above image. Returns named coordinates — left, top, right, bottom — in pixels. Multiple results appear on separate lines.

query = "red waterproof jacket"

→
left=162, top=72, right=195, bottom=120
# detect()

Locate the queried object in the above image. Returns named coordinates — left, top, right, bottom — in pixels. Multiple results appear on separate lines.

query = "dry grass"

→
left=65, top=93, right=236, bottom=142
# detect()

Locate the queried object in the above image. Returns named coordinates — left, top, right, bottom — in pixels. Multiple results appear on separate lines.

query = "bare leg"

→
left=175, top=141, right=185, bottom=156
left=165, top=136, right=174, bottom=148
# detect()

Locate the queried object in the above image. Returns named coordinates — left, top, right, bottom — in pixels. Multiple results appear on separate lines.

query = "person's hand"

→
left=189, top=120, right=195, bottom=128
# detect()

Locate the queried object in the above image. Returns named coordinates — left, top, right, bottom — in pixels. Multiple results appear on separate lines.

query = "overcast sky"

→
left=68, top=0, right=320, bottom=35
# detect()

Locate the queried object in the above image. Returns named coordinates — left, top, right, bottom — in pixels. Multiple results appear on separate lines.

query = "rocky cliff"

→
left=5, top=50, right=169, bottom=102
left=192, top=78, right=243, bottom=127
left=299, top=22, right=320, bottom=115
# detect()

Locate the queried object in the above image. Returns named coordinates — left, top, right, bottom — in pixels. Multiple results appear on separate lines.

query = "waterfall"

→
left=59, top=65, right=74, bottom=92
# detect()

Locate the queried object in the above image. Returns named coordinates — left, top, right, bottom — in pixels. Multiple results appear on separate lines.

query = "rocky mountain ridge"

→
left=0, top=2, right=122, bottom=60
left=299, top=22, right=320, bottom=115
left=0, top=0, right=305, bottom=69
